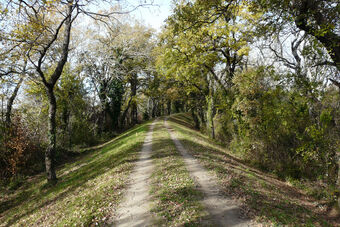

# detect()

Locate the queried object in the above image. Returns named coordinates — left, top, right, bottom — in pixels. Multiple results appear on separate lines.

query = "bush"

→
left=230, top=68, right=339, bottom=181
left=0, top=117, right=44, bottom=179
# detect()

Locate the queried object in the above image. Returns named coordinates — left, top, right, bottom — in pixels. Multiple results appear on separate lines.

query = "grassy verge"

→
left=167, top=113, right=335, bottom=226
left=150, top=119, right=207, bottom=226
left=0, top=122, right=150, bottom=226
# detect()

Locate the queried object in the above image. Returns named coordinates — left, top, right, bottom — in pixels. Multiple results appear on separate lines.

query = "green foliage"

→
left=24, top=64, right=97, bottom=148
left=320, top=108, right=332, bottom=127
left=106, top=78, right=124, bottom=129
left=229, top=67, right=339, bottom=181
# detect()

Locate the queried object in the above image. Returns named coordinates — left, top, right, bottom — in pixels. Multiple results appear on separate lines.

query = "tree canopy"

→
left=0, top=0, right=339, bottom=218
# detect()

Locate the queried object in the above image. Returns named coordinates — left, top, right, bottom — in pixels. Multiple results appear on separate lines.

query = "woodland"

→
left=0, top=0, right=339, bottom=225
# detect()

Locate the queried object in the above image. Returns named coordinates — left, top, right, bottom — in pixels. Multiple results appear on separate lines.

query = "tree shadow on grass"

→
left=150, top=137, right=250, bottom=226
left=169, top=115, right=198, bottom=131
left=152, top=185, right=207, bottom=226
left=1, top=123, right=150, bottom=226
left=167, top=114, right=334, bottom=226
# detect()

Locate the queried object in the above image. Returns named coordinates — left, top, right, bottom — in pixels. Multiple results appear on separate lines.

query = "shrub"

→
left=1, top=117, right=44, bottom=179
left=230, top=68, right=339, bottom=181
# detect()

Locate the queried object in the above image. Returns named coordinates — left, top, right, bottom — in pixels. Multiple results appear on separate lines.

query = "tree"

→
left=83, top=21, right=155, bottom=130
left=13, top=0, right=76, bottom=183
left=156, top=0, right=260, bottom=133
left=2, top=0, right=154, bottom=183
left=255, top=0, right=340, bottom=86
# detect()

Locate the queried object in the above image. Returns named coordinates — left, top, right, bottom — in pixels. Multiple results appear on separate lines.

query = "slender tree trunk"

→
left=5, top=77, right=24, bottom=127
left=120, top=96, right=133, bottom=129
left=1, top=96, right=4, bottom=122
left=61, top=105, right=70, bottom=147
left=46, top=87, right=57, bottom=183
left=68, top=120, right=72, bottom=149
left=167, top=100, right=171, bottom=115
left=191, top=108, right=200, bottom=130
left=198, top=106, right=205, bottom=125
left=152, top=99, right=157, bottom=118
left=211, top=114, right=215, bottom=139
left=208, top=75, right=216, bottom=139
left=147, top=97, right=152, bottom=119
left=130, top=74, right=138, bottom=125
left=160, top=103, right=164, bottom=116
left=209, top=96, right=216, bottom=139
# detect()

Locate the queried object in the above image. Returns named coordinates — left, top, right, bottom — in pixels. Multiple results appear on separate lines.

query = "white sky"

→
left=131, top=0, right=173, bottom=31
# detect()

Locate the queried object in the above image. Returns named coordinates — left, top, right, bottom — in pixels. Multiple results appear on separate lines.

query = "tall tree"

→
left=255, top=0, right=340, bottom=85
left=2, top=0, right=153, bottom=183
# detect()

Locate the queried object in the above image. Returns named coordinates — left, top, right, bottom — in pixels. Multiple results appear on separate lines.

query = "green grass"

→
left=150, top=119, right=207, bottom=226
left=1, top=114, right=334, bottom=226
left=167, top=113, right=334, bottom=226
left=0, top=122, right=151, bottom=226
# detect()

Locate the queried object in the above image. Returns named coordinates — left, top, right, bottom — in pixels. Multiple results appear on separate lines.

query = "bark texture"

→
left=46, top=87, right=57, bottom=182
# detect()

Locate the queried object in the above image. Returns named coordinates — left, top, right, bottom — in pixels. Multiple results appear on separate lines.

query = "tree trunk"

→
left=46, top=87, right=57, bottom=184
left=167, top=100, right=171, bottom=115
left=31, top=0, right=73, bottom=184
left=209, top=96, right=216, bottom=139
left=295, top=1, right=340, bottom=71
left=5, top=77, right=24, bottom=127
left=198, top=106, right=205, bottom=125
left=130, top=74, right=138, bottom=125
left=329, top=78, right=340, bottom=91
left=152, top=99, right=157, bottom=118
left=160, top=103, right=164, bottom=116
left=120, top=96, right=133, bottom=129
left=61, top=104, right=70, bottom=147
left=191, top=108, right=200, bottom=130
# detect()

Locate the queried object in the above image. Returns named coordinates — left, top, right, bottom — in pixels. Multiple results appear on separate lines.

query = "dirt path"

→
left=112, top=121, right=156, bottom=227
left=164, top=118, right=252, bottom=227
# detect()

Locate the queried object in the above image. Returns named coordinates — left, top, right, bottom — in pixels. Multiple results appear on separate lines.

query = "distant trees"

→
left=156, top=0, right=260, bottom=135
left=82, top=21, right=156, bottom=131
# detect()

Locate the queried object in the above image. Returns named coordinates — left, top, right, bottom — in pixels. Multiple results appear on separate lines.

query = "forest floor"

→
left=0, top=113, right=338, bottom=226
